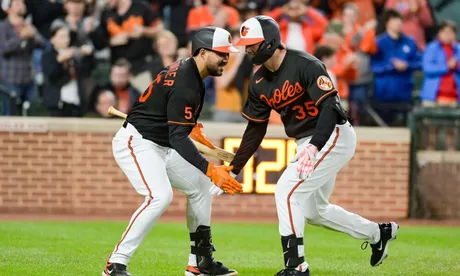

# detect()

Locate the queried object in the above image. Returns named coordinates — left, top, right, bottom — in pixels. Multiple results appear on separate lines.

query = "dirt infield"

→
left=1, top=214, right=459, bottom=227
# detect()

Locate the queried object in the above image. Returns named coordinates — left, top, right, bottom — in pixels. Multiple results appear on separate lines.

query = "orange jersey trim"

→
left=315, top=89, right=337, bottom=106
left=242, top=112, right=269, bottom=123
left=168, top=120, right=195, bottom=125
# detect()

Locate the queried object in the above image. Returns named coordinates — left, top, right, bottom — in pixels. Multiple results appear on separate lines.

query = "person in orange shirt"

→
left=342, top=3, right=378, bottom=125
left=266, top=0, right=328, bottom=53
left=187, top=0, right=240, bottom=34
left=313, top=45, right=346, bottom=109
left=329, top=0, right=382, bottom=25
left=319, top=20, right=359, bottom=104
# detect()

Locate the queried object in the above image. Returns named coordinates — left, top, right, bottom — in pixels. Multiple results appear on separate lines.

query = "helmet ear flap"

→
left=250, top=38, right=277, bottom=65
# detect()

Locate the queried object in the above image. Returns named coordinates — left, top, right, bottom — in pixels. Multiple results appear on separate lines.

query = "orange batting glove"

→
left=206, top=163, right=243, bottom=196
left=189, top=123, right=215, bottom=149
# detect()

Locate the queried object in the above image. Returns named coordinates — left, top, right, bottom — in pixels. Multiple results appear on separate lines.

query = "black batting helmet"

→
left=191, top=26, right=239, bottom=56
left=235, top=15, right=282, bottom=65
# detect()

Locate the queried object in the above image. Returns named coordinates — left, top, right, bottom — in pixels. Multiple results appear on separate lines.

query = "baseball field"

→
left=1, top=220, right=459, bottom=276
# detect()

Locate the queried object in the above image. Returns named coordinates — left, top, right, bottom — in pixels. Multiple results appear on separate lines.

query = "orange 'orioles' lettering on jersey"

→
left=259, top=80, right=305, bottom=109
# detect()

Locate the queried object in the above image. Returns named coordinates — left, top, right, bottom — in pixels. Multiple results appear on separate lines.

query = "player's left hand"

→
left=296, top=144, right=318, bottom=179
left=189, top=123, right=215, bottom=149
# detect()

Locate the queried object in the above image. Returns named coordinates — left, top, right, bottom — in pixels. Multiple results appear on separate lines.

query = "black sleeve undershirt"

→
left=309, top=105, right=340, bottom=151
left=230, top=121, right=268, bottom=175
left=169, top=124, right=209, bottom=174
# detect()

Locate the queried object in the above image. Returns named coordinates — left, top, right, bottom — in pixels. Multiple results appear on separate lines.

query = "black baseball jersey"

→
left=243, top=50, right=337, bottom=139
left=127, top=58, right=204, bottom=147
left=99, top=1, right=159, bottom=69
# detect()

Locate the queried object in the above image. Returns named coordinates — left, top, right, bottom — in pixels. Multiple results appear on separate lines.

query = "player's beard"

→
left=206, top=60, right=226, bottom=77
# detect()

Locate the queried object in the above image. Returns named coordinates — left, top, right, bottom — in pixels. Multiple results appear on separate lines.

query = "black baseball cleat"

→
left=184, top=260, right=238, bottom=276
left=362, top=221, right=399, bottom=267
left=274, top=268, right=311, bottom=276
left=102, top=262, right=132, bottom=276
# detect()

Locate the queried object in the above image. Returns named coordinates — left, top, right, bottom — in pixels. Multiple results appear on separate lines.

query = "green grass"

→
left=0, top=221, right=459, bottom=276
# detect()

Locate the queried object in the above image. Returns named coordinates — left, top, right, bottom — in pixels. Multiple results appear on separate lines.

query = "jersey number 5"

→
left=184, top=106, right=193, bottom=120
left=292, top=101, right=319, bottom=120
left=139, top=73, right=162, bottom=103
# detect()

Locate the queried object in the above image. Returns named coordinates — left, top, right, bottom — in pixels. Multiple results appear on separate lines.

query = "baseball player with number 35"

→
left=230, top=16, right=400, bottom=276
left=102, top=27, right=242, bottom=276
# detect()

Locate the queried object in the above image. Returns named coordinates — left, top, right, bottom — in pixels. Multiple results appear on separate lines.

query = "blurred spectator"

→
left=267, top=0, right=328, bottom=53
left=313, top=45, right=338, bottom=88
left=385, top=0, right=433, bottom=50
left=24, top=0, right=65, bottom=39
left=90, top=0, right=163, bottom=92
left=342, top=3, right=377, bottom=125
left=23, top=0, right=66, bottom=93
left=51, top=0, right=95, bottom=50
left=370, top=9, right=420, bottom=124
left=177, top=47, right=191, bottom=60
left=0, top=0, right=45, bottom=115
left=421, top=20, right=460, bottom=107
left=90, top=58, right=140, bottom=115
left=51, top=0, right=96, bottom=99
left=187, top=0, right=240, bottom=35
left=329, top=0, right=378, bottom=26
left=157, top=0, right=194, bottom=47
left=212, top=31, right=252, bottom=122
left=41, top=24, right=93, bottom=117
left=90, top=89, right=118, bottom=117
left=239, top=0, right=262, bottom=21
left=319, top=20, right=358, bottom=107
left=148, top=30, right=179, bottom=77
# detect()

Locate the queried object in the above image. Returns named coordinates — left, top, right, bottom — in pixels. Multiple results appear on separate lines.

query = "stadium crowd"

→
left=0, top=0, right=459, bottom=127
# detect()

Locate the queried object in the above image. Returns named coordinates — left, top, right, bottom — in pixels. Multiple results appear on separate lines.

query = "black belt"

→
left=123, top=121, right=128, bottom=128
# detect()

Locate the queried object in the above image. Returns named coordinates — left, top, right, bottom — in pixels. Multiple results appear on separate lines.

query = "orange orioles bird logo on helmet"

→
left=228, top=34, right=232, bottom=44
left=241, top=26, right=249, bottom=36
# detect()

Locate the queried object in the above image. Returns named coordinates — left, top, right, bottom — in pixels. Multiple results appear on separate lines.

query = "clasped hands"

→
left=206, top=163, right=243, bottom=196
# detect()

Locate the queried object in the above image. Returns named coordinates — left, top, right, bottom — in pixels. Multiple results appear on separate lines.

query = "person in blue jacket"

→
left=421, top=20, right=460, bottom=107
left=371, top=9, right=420, bottom=124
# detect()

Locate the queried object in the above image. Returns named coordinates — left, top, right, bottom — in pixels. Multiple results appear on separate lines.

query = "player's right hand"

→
left=189, top=123, right=215, bottom=149
left=206, top=163, right=243, bottom=196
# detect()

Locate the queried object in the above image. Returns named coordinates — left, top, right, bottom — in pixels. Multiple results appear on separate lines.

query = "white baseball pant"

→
left=275, top=122, right=380, bottom=269
left=107, top=122, right=222, bottom=265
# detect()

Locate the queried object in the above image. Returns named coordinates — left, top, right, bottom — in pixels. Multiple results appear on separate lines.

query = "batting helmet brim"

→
left=212, top=45, right=240, bottom=53
left=235, top=37, right=264, bottom=46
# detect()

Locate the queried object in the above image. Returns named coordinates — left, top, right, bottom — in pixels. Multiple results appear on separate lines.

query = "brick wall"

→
left=0, top=118, right=410, bottom=220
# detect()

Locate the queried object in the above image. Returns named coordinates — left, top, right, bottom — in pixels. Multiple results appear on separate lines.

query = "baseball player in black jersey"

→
left=102, top=27, right=242, bottom=276
left=232, top=16, right=399, bottom=276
